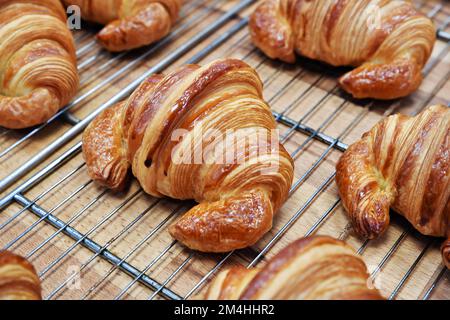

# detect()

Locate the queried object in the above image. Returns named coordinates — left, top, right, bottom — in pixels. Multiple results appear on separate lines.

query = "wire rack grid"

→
left=0, top=0, right=449, bottom=300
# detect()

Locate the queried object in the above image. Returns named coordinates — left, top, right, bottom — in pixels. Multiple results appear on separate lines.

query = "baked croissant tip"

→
left=363, top=219, right=388, bottom=239
left=337, top=105, right=449, bottom=267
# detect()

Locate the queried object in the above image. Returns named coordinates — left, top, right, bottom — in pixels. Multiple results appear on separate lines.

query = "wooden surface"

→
left=0, top=0, right=449, bottom=300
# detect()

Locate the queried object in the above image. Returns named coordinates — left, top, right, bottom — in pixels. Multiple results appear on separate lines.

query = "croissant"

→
left=82, top=59, right=294, bottom=252
left=200, top=236, right=384, bottom=300
left=0, top=251, right=42, bottom=300
left=249, top=0, right=436, bottom=100
left=0, top=0, right=79, bottom=129
left=336, top=105, right=449, bottom=268
left=63, top=0, right=182, bottom=52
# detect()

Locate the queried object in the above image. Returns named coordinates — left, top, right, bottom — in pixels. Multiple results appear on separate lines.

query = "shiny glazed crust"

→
left=0, top=251, right=42, bottom=300
left=249, top=0, right=436, bottom=100
left=0, top=0, right=78, bottom=129
left=336, top=105, right=449, bottom=268
left=82, top=58, right=295, bottom=252
left=200, top=236, right=384, bottom=300
left=63, top=0, right=182, bottom=51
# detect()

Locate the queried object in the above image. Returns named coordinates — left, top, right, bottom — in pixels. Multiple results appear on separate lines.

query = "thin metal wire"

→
left=38, top=189, right=143, bottom=277
left=0, top=142, right=83, bottom=210
left=76, top=40, right=97, bottom=58
left=12, top=192, right=182, bottom=300
left=148, top=253, right=196, bottom=300
left=25, top=189, right=109, bottom=259
left=304, top=199, right=341, bottom=237
left=77, top=0, right=204, bottom=71
left=244, top=46, right=349, bottom=151
left=3, top=179, right=93, bottom=251
left=388, top=240, right=434, bottom=300
left=250, top=173, right=336, bottom=268
left=263, top=63, right=285, bottom=86
left=114, top=240, right=178, bottom=300
left=285, top=100, right=354, bottom=156
left=45, top=198, right=162, bottom=299
left=275, top=77, right=331, bottom=123
left=0, top=162, right=85, bottom=231
left=421, top=267, right=448, bottom=300
left=184, top=251, right=234, bottom=299
left=80, top=205, right=183, bottom=300
left=370, top=231, right=409, bottom=279
left=268, top=69, right=309, bottom=104
left=248, top=108, right=368, bottom=267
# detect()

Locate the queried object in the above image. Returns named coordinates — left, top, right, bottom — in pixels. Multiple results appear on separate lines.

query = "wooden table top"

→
left=0, top=0, right=448, bottom=300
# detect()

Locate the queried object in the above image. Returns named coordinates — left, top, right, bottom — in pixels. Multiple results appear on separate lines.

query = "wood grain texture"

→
left=0, top=0, right=448, bottom=300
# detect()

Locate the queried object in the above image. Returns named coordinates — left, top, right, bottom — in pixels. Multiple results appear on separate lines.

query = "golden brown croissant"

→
left=336, top=105, right=449, bottom=268
left=82, top=59, right=294, bottom=252
left=249, top=0, right=436, bottom=100
left=0, top=251, right=42, bottom=300
left=200, top=236, right=384, bottom=300
left=63, top=0, right=182, bottom=51
left=0, top=0, right=79, bottom=129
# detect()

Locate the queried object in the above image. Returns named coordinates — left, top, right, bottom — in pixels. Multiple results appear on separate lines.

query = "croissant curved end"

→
left=0, top=251, right=42, bottom=300
left=97, top=2, right=172, bottom=52
left=338, top=59, right=423, bottom=100
left=356, top=197, right=391, bottom=239
left=82, top=102, right=130, bottom=190
left=336, top=141, right=393, bottom=239
left=248, top=0, right=296, bottom=63
left=337, top=179, right=392, bottom=240
left=169, top=190, right=274, bottom=252
left=0, top=88, right=60, bottom=129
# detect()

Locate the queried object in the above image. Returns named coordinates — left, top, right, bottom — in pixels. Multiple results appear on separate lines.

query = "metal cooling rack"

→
left=0, top=0, right=448, bottom=300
